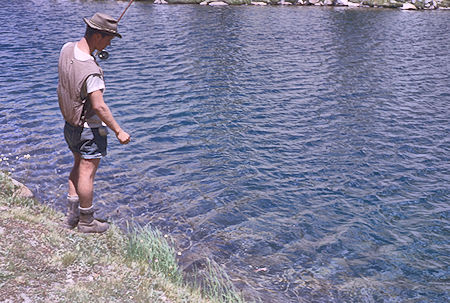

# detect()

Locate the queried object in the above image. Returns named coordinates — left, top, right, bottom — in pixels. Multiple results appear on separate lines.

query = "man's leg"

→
left=76, top=157, right=109, bottom=233
left=68, top=152, right=81, bottom=197
left=64, top=152, right=82, bottom=229
left=77, top=158, right=100, bottom=208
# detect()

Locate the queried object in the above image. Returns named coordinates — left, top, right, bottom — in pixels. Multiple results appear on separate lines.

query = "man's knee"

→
left=79, top=158, right=101, bottom=179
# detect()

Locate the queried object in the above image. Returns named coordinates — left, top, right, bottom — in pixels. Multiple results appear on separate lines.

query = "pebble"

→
left=20, top=293, right=32, bottom=303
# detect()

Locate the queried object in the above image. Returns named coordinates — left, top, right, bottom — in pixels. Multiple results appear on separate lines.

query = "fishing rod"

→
left=97, top=0, right=135, bottom=60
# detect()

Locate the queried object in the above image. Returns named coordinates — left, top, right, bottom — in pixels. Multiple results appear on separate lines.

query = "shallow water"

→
left=1, top=1, right=449, bottom=302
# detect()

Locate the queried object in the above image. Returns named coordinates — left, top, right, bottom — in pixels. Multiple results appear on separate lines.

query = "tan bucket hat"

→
left=83, top=12, right=122, bottom=38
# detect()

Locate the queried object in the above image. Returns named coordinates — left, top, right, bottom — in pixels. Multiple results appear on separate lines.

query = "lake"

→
left=0, top=0, right=449, bottom=302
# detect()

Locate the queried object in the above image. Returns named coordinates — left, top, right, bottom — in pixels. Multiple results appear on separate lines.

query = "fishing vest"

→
left=57, top=42, right=104, bottom=127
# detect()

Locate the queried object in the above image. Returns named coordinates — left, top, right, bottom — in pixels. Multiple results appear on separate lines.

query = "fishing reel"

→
left=95, top=0, right=135, bottom=61
left=98, top=50, right=110, bottom=60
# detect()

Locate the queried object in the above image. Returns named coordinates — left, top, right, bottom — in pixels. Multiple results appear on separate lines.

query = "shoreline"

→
left=146, top=0, right=450, bottom=10
left=0, top=171, right=246, bottom=302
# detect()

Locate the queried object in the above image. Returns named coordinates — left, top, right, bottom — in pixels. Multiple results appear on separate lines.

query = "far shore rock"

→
left=208, top=1, right=230, bottom=5
left=401, top=2, right=417, bottom=8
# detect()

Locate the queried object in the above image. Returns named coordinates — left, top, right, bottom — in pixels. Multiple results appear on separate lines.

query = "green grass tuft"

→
left=125, top=223, right=182, bottom=284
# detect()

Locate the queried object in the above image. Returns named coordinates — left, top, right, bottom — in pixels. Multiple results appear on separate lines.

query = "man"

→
left=57, top=13, right=131, bottom=233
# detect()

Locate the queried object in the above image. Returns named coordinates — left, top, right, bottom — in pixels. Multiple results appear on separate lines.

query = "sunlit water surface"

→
left=1, top=1, right=449, bottom=302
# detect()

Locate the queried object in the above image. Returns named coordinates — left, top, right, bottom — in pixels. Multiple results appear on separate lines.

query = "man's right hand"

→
left=116, top=129, right=131, bottom=144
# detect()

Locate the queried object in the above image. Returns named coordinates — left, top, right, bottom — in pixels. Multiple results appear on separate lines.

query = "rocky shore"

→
left=151, top=0, right=450, bottom=9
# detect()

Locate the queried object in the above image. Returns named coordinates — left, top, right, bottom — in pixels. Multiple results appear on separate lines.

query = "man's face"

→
left=97, top=34, right=114, bottom=51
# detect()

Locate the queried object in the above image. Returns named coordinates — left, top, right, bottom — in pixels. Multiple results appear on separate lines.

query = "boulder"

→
left=424, top=0, right=438, bottom=8
left=347, top=0, right=361, bottom=6
left=209, top=1, right=229, bottom=4
left=9, top=178, right=34, bottom=199
left=251, top=1, right=268, bottom=4
left=224, top=0, right=252, bottom=4
left=438, top=0, right=450, bottom=7
left=361, top=0, right=401, bottom=7
left=401, top=2, right=417, bottom=8
left=336, top=0, right=349, bottom=5
left=389, top=0, right=403, bottom=7
left=166, top=0, right=203, bottom=3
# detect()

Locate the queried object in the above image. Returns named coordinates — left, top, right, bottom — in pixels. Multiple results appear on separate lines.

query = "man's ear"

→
left=92, top=32, right=101, bottom=43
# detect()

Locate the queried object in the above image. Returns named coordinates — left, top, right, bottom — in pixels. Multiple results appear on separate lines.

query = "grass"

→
left=191, top=259, right=247, bottom=303
left=0, top=171, right=247, bottom=303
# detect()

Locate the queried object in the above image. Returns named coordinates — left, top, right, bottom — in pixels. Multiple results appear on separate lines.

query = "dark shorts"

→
left=64, top=122, right=107, bottom=159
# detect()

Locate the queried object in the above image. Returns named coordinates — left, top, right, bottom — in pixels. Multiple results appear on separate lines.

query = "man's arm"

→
left=89, top=90, right=130, bottom=144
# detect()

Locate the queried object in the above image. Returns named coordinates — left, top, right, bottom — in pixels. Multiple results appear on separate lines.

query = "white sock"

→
left=67, top=195, right=79, bottom=202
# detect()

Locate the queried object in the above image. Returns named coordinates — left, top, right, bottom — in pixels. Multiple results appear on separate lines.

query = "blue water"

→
left=1, top=1, right=449, bottom=302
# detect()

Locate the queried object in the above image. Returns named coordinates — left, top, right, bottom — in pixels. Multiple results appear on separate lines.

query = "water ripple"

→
left=1, top=2, right=449, bottom=302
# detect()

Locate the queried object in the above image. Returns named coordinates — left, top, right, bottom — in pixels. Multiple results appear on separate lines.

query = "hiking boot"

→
left=63, top=195, right=79, bottom=229
left=78, top=207, right=109, bottom=234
